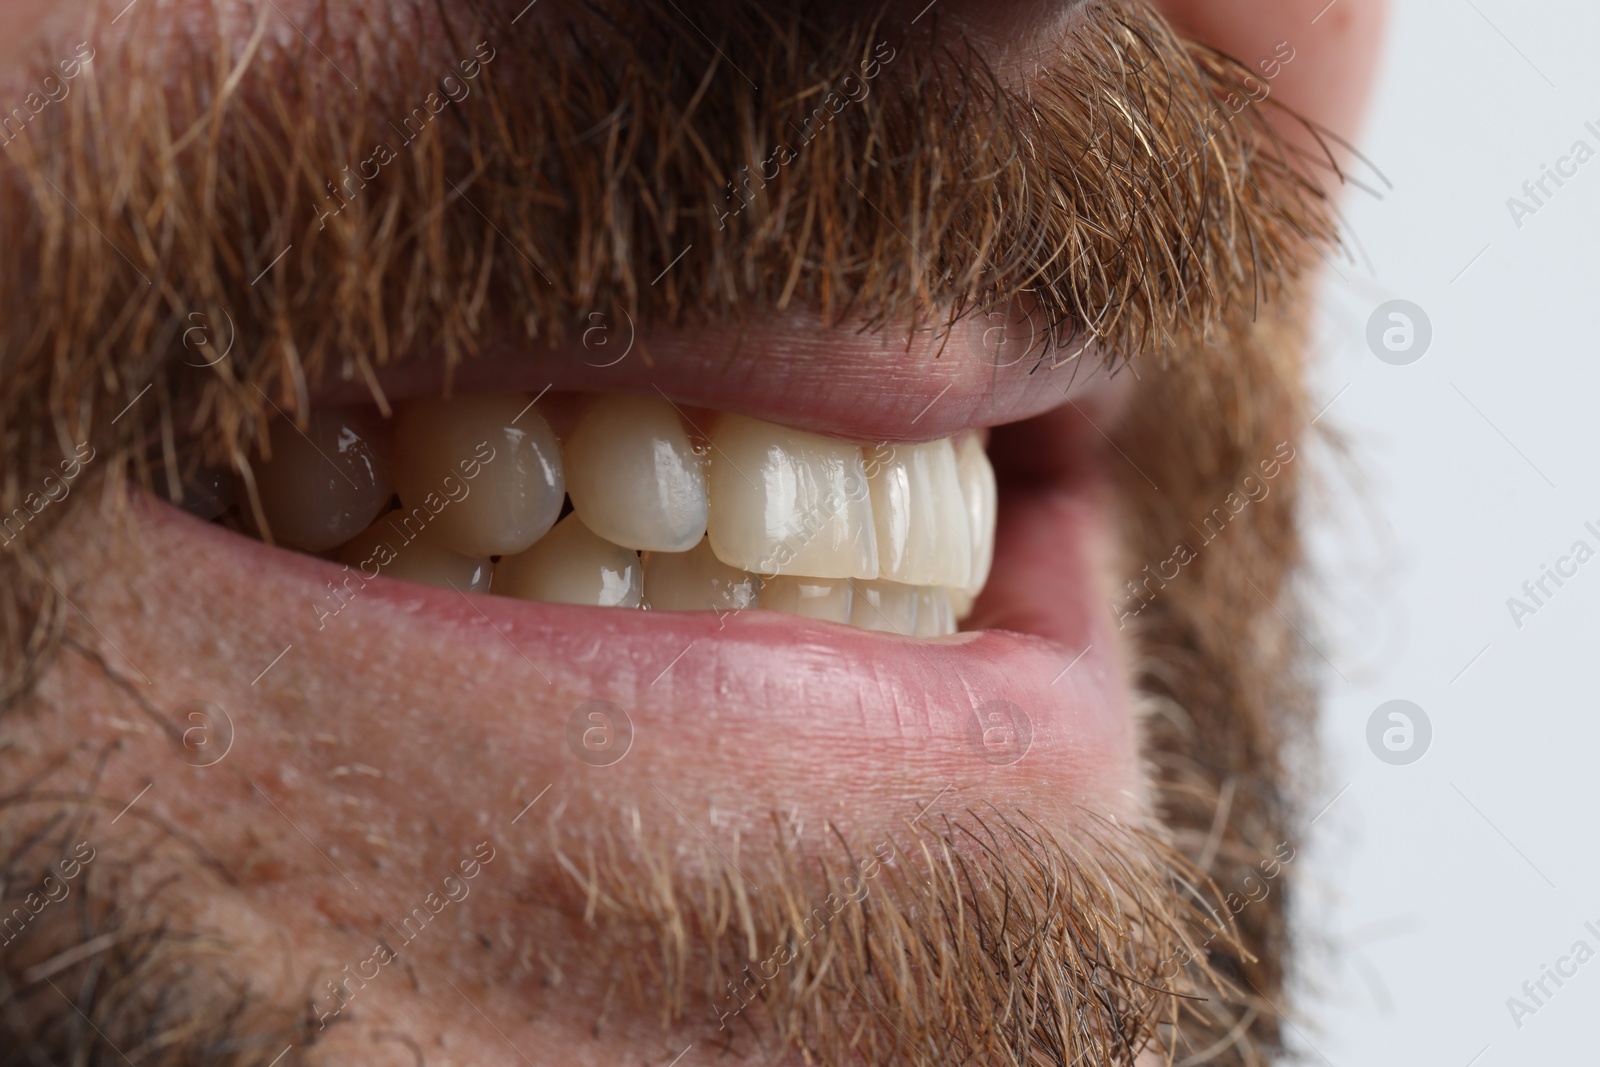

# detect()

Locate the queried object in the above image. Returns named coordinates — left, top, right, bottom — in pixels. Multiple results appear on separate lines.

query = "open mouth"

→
left=159, top=315, right=1138, bottom=809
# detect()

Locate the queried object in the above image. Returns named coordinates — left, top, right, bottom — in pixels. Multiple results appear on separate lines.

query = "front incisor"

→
left=706, top=414, right=878, bottom=580
left=954, top=433, right=998, bottom=597
left=867, top=438, right=973, bottom=588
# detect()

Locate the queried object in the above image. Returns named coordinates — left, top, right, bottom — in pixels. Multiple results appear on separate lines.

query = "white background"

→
left=1299, top=0, right=1600, bottom=1063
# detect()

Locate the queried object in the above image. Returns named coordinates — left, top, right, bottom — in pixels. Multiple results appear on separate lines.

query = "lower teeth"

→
left=220, top=391, right=999, bottom=637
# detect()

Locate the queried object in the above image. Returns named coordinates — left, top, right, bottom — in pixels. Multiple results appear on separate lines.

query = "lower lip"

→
left=134, top=406, right=1137, bottom=829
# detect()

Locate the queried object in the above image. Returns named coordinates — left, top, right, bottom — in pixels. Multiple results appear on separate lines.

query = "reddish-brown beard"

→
left=0, top=0, right=1329, bottom=1063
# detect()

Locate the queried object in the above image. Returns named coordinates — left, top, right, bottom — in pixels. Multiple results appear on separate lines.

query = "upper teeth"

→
left=390, top=392, right=566, bottom=558
left=706, top=414, right=879, bottom=580
left=564, top=395, right=708, bottom=553
left=243, top=391, right=999, bottom=637
left=867, top=437, right=972, bottom=588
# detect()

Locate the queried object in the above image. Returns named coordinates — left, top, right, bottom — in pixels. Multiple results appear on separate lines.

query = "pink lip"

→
left=137, top=385, right=1139, bottom=825
left=304, top=309, right=1115, bottom=444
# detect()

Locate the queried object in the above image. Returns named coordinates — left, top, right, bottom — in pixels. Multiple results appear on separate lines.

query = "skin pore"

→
left=0, top=1, right=1382, bottom=1064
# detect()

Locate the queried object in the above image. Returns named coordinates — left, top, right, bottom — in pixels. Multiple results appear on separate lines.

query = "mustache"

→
left=0, top=0, right=1335, bottom=475
left=0, top=788, right=1253, bottom=1066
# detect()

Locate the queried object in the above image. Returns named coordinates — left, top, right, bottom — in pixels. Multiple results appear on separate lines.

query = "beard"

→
left=0, top=0, right=1329, bottom=1063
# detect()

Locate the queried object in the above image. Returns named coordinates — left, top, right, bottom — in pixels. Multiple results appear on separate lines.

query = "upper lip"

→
left=301, top=308, right=1117, bottom=444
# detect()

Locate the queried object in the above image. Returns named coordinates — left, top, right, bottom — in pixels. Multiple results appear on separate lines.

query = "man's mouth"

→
left=164, top=315, right=1140, bottom=818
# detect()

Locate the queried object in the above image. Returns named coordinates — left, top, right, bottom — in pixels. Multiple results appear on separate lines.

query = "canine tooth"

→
left=249, top=406, right=391, bottom=551
left=338, top=515, right=492, bottom=592
left=391, top=393, right=564, bottom=558
left=954, top=433, right=998, bottom=595
left=914, top=587, right=957, bottom=637
left=643, top=538, right=759, bottom=611
left=564, top=395, right=707, bottom=552
left=848, top=579, right=918, bottom=634
left=867, top=438, right=972, bottom=587
left=495, top=514, right=642, bottom=607
left=761, top=576, right=853, bottom=623
left=706, top=414, right=877, bottom=579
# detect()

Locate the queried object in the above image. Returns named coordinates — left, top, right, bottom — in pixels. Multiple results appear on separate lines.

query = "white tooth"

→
left=643, top=537, right=759, bottom=611
left=564, top=395, right=708, bottom=552
left=954, top=433, right=998, bottom=596
left=249, top=406, right=391, bottom=552
left=706, top=414, right=877, bottom=580
left=761, top=575, right=853, bottom=623
left=391, top=392, right=564, bottom=558
left=866, top=438, right=972, bottom=588
left=913, top=587, right=957, bottom=637
left=494, top=513, right=642, bottom=607
left=949, top=588, right=975, bottom=621
left=848, top=579, right=918, bottom=634
left=338, top=514, right=492, bottom=593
